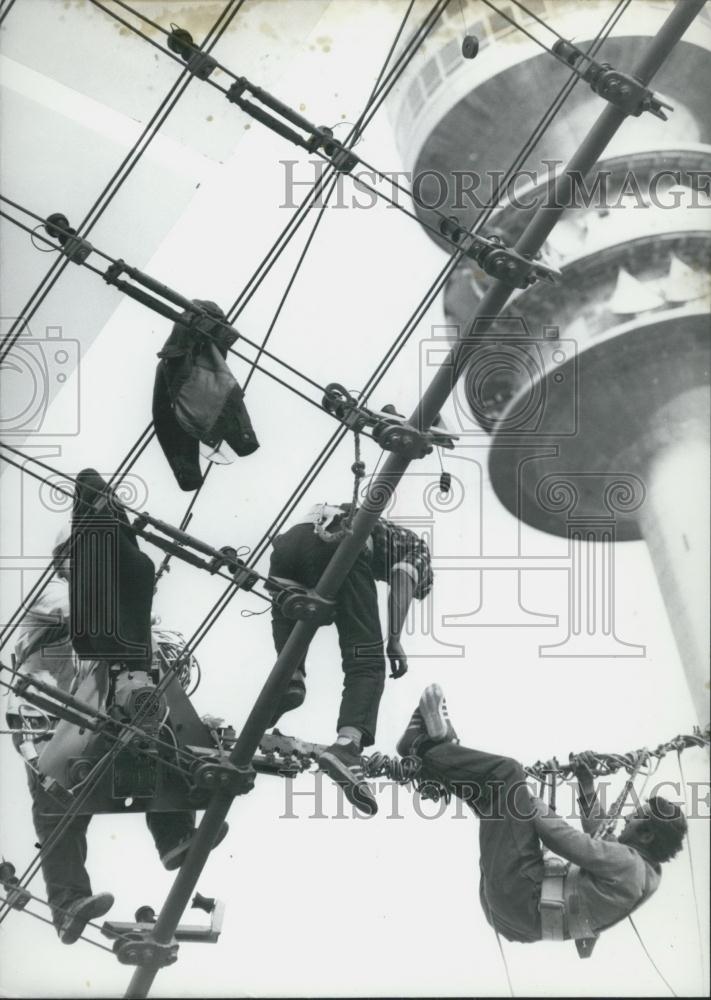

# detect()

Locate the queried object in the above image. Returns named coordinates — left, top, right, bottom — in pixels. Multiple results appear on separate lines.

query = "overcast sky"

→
left=0, top=1, right=708, bottom=997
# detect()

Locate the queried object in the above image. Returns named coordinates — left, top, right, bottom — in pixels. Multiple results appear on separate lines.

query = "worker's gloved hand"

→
left=387, top=637, right=408, bottom=679
left=571, top=750, right=597, bottom=789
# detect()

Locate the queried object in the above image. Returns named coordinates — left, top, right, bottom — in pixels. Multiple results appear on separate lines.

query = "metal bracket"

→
left=322, top=384, right=458, bottom=459
left=111, top=931, right=179, bottom=968
left=188, top=750, right=256, bottom=796
left=552, top=41, right=673, bottom=119
left=103, top=894, right=224, bottom=949
left=274, top=585, right=336, bottom=625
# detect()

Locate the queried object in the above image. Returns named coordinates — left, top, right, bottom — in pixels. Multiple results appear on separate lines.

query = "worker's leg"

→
left=27, top=767, right=93, bottom=929
left=334, top=554, right=386, bottom=748
left=145, top=810, right=229, bottom=872
left=422, top=743, right=544, bottom=942
left=145, top=810, right=197, bottom=856
left=266, top=533, right=313, bottom=725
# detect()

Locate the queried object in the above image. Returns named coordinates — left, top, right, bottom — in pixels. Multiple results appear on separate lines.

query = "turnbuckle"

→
left=225, top=78, right=358, bottom=173
left=131, top=513, right=259, bottom=591
left=552, top=40, right=673, bottom=120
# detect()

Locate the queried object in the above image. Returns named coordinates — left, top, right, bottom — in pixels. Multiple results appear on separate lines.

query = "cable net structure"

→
left=0, top=1, right=708, bottom=998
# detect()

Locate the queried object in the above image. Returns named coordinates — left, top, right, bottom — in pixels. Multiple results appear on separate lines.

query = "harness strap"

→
left=539, top=851, right=568, bottom=941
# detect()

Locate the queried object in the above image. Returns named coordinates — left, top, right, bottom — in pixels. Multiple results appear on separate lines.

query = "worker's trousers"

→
left=270, top=524, right=386, bottom=747
left=26, top=766, right=195, bottom=930
left=421, top=743, right=545, bottom=943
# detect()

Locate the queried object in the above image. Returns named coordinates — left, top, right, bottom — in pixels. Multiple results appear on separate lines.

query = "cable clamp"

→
left=322, top=384, right=457, bottom=460
left=552, top=41, right=672, bottom=119
left=111, top=931, right=179, bottom=968
left=189, top=752, right=256, bottom=796
left=307, top=126, right=358, bottom=173
left=44, top=213, right=93, bottom=264
left=166, top=25, right=217, bottom=79
left=274, top=584, right=337, bottom=625
left=439, top=219, right=559, bottom=289
left=0, top=861, right=31, bottom=911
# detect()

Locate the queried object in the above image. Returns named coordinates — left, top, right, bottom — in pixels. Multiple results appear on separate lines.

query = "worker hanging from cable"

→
left=267, top=499, right=433, bottom=816
left=6, top=487, right=228, bottom=946
left=396, top=684, right=688, bottom=952
left=153, top=300, right=259, bottom=491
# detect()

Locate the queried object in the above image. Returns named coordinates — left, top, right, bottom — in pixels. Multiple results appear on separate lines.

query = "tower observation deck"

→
left=388, top=0, right=710, bottom=720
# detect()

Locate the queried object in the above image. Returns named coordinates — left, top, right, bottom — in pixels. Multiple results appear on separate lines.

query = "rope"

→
left=677, top=749, right=707, bottom=993
left=494, top=928, right=515, bottom=997
left=628, top=915, right=678, bottom=997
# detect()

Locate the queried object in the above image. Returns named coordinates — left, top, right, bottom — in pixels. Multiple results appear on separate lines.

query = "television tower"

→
left=388, top=0, right=710, bottom=720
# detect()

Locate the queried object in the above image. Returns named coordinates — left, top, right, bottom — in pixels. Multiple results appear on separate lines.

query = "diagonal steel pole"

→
left=126, top=2, right=703, bottom=995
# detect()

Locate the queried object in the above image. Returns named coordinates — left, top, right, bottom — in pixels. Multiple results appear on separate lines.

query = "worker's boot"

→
left=59, top=892, right=115, bottom=944
left=318, top=741, right=377, bottom=816
left=396, top=705, right=428, bottom=758
left=418, top=684, right=458, bottom=745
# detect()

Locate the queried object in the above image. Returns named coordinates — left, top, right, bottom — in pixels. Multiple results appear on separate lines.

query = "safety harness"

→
left=537, top=751, right=651, bottom=956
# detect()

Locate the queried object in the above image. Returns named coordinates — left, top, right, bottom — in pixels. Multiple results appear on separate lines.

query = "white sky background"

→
left=0, top=1, right=709, bottom=997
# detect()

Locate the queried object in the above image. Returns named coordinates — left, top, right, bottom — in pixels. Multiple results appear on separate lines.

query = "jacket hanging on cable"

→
left=153, top=300, right=260, bottom=491
left=70, top=468, right=155, bottom=667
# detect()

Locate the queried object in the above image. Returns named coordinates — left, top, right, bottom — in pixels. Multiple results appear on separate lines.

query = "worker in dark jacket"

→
left=397, top=685, right=687, bottom=947
left=268, top=502, right=433, bottom=817
left=10, top=526, right=227, bottom=946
